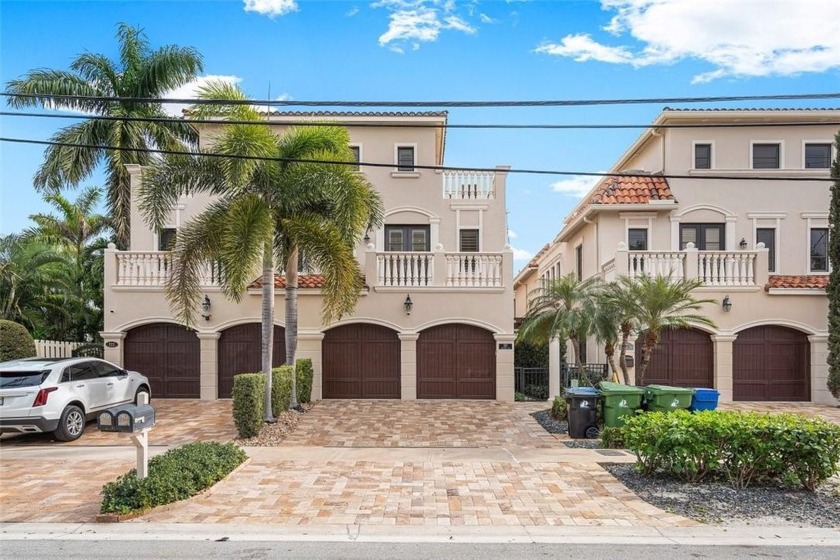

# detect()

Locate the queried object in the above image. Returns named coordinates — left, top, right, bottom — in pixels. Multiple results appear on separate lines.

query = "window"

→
left=756, top=228, right=776, bottom=272
left=396, top=146, right=415, bottom=171
left=575, top=244, right=583, bottom=279
left=349, top=145, right=361, bottom=171
left=752, top=143, right=780, bottom=169
left=694, top=143, right=712, bottom=169
left=385, top=225, right=429, bottom=251
left=94, top=361, right=122, bottom=378
left=628, top=228, right=648, bottom=251
left=459, top=229, right=479, bottom=252
left=680, top=224, right=724, bottom=250
left=61, top=363, right=96, bottom=383
left=805, top=143, right=832, bottom=169
left=158, top=228, right=177, bottom=251
left=810, top=228, right=829, bottom=272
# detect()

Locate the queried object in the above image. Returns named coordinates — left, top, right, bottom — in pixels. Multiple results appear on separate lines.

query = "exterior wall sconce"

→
left=404, top=294, right=413, bottom=315
left=201, top=295, right=212, bottom=321
left=739, top=238, right=748, bottom=250
left=363, top=228, right=370, bottom=243
left=722, top=295, right=732, bottom=312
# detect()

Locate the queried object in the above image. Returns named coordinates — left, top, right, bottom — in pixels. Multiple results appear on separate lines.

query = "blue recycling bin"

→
left=689, top=388, right=720, bottom=411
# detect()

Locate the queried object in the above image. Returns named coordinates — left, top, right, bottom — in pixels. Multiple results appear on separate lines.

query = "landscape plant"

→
left=0, top=320, right=37, bottom=362
left=827, top=132, right=840, bottom=399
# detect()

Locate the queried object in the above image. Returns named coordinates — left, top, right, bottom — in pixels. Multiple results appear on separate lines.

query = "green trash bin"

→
left=644, top=385, right=694, bottom=412
left=598, top=381, right=646, bottom=427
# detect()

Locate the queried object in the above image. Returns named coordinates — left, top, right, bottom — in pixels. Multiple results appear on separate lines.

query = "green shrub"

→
left=232, top=373, right=265, bottom=438
left=296, top=358, right=313, bottom=404
left=271, top=365, right=293, bottom=417
left=622, top=410, right=840, bottom=490
left=550, top=394, right=567, bottom=421
left=515, top=342, right=549, bottom=369
left=599, top=426, right=625, bottom=449
left=0, top=320, right=36, bottom=362
left=100, top=442, right=247, bottom=514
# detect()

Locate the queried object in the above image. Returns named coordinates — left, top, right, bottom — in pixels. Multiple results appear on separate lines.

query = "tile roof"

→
left=248, top=274, right=327, bottom=289
left=765, top=275, right=829, bottom=290
left=663, top=107, right=840, bottom=112
left=265, top=110, right=449, bottom=118
left=566, top=174, right=676, bottom=222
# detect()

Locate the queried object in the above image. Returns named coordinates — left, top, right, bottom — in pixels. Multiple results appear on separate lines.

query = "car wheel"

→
left=54, top=405, right=85, bottom=442
left=134, top=388, right=150, bottom=405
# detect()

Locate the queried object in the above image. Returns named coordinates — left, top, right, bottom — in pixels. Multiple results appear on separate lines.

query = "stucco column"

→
left=398, top=333, right=419, bottom=400
left=100, top=331, right=126, bottom=367
left=623, top=334, right=638, bottom=386
left=297, top=331, right=324, bottom=401
left=711, top=334, right=738, bottom=402
left=197, top=331, right=220, bottom=400
left=494, top=333, right=516, bottom=402
left=808, top=335, right=833, bottom=405
left=548, top=337, right=562, bottom=398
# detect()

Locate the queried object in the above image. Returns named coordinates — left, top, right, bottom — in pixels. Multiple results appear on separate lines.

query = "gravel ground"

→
left=235, top=402, right=315, bottom=446
left=530, top=409, right=567, bottom=434
left=604, top=463, right=840, bottom=528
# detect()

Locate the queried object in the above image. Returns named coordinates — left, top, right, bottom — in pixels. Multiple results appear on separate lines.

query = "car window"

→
left=0, top=370, right=50, bottom=388
left=93, top=361, right=122, bottom=377
left=61, top=364, right=97, bottom=382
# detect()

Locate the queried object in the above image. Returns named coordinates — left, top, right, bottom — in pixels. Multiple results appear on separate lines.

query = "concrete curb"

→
left=2, top=523, right=838, bottom=546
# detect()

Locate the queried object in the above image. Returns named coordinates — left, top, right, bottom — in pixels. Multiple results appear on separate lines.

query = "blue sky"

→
left=2, top=0, right=839, bottom=270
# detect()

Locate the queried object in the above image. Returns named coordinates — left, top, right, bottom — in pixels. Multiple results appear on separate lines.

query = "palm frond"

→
left=219, top=195, right=274, bottom=302
left=4, top=69, right=107, bottom=113
left=137, top=45, right=203, bottom=97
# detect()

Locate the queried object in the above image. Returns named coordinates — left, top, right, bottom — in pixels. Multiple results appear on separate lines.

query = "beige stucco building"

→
left=514, top=109, right=838, bottom=405
left=103, top=112, right=516, bottom=401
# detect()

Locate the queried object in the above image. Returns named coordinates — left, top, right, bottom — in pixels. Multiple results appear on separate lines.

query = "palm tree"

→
left=140, top=82, right=382, bottom=420
left=613, top=275, right=716, bottom=385
left=591, top=294, right=622, bottom=382
left=5, top=23, right=203, bottom=244
left=25, top=187, right=111, bottom=341
left=517, top=273, right=600, bottom=386
left=598, top=281, right=641, bottom=384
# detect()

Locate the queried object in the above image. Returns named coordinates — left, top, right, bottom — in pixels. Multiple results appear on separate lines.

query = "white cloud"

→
left=508, top=229, right=518, bottom=239
left=374, top=0, right=477, bottom=52
left=160, top=75, right=243, bottom=117
left=551, top=175, right=601, bottom=198
left=346, top=6, right=360, bottom=17
left=243, top=0, right=298, bottom=17
left=479, top=13, right=497, bottom=24
left=511, top=246, right=534, bottom=262
left=536, top=0, right=840, bottom=82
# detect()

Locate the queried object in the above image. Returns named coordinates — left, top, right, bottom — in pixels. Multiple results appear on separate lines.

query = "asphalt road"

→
left=1, top=541, right=838, bottom=560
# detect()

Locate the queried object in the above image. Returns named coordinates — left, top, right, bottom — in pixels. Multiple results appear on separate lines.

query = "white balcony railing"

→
left=442, top=170, right=495, bottom=199
left=614, top=243, right=767, bottom=288
left=114, top=251, right=223, bottom=287
left=373, top=251, right=505, bottom=288
left=445, top=253, right=503, bottom=287
left=377, top=252, right=434, bottom=287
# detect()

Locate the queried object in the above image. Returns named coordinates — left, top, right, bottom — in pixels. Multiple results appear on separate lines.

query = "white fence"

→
left=35, top=340, right=83, bottom=358
left=442, top=170, right=495, bottom=199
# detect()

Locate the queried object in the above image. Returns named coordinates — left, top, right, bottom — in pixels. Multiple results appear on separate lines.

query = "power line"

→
left=2, top=110, right=839, bottom=131
left=1, top=136, right=831, bottom=183
left=4, top=91, right=840, bottom=107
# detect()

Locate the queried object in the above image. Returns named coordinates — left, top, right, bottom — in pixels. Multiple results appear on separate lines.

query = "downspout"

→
left=651, top=128, right=665, bottom=173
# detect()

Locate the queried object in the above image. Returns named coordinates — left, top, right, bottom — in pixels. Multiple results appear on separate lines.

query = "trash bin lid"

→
left=567, top=387, right=599, bottom=396
left=598, top=381, right=645, bottom=394
left=645, top=384, right=695, bottom=394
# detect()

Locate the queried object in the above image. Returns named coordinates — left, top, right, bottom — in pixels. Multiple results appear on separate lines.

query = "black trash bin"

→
left=566, top=387, right=600, bottom=439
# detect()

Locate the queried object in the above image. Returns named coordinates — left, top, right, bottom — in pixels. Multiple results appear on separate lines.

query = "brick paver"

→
left=0, top=399, right=236, bottom=447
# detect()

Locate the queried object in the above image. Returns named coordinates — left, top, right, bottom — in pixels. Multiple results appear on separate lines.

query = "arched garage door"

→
left=124, top=323, right=200, bottom=398
left=322, top=324, right=400, bottom=399
left=417, top=324, right=496, bottom=399
left=635, top=328, right=713, bottom=388
left=218, top=323, right=286, bottom=399
left=733, top=326, right=810, bottom=401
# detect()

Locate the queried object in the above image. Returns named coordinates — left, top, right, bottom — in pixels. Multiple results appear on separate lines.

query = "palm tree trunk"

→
left=261, top=239, right=275, bottom=423
left=569, top=334, right=588, bottom=386
left=637, top=330, right=659, bottom=386
left=619, top=322, right=632, bottom=385
left=604, top=342, right=620, bottom=382
left=285, top=245, right=299, bottom=410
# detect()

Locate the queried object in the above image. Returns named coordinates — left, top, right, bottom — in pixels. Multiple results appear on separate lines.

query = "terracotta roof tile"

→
left=765, top=275, right=829, bottom=291
left=248, top=274, right=368, bottom=290
left=566, top=174, right=675, bottom=222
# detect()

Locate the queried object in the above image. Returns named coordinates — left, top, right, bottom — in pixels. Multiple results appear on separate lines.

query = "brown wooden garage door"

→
left=733, top=326, right=810, bottom=401
left=218, top=323, right=286, bottom=398
left=124, top=323, right=200, bottom=398
left=322, top=324, right=400, bottom=399
left=417, top=324, right=496, bottom=399
left=635, top=328, right=713, bottom=388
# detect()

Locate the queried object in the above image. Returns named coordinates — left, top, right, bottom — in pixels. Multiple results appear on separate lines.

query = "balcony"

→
left=372, top=251, right=505, bottom=288
left=442, top=170, right=496, bottom=200
left=602, top=242, right=770, bottom=288
left=111, top=250, right=224, bottom=287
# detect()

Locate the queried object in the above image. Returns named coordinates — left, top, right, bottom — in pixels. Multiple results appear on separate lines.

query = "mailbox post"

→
left=97, top=393, right=155, bottom=479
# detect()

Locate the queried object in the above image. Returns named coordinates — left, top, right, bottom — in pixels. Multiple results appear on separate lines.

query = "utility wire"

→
left=2, top=110, right=839, bottom=130
left=3, top=91, right=840, bottom=107
left=1, top=136, right=831, bottom=183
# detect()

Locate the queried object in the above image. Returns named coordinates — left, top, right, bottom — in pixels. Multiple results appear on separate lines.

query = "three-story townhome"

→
left=515, top=108, right=838, bottom=405
left=102, top=111, right=516, bottom=401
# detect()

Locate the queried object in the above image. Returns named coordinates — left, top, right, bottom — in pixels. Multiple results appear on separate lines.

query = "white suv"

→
left=0, top=357, right=151, bottom=441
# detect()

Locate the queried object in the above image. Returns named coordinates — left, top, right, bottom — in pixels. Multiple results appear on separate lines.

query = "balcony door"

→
left=385, top=225, right=430, bottom=252
left=680, top=224, right=725, bottom=250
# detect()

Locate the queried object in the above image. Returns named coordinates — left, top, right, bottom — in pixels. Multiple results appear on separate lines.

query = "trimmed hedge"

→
left=599, top=426, right=625, bottom=449
left=622, top=410, right=840, bottom=491
left=232, top=373, right=265, bottom=438
left=232, top=359, right=315, bottom=438
left=100, top=442, right=247, bottom=514
left=0, top=320, right=36, bottom=362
